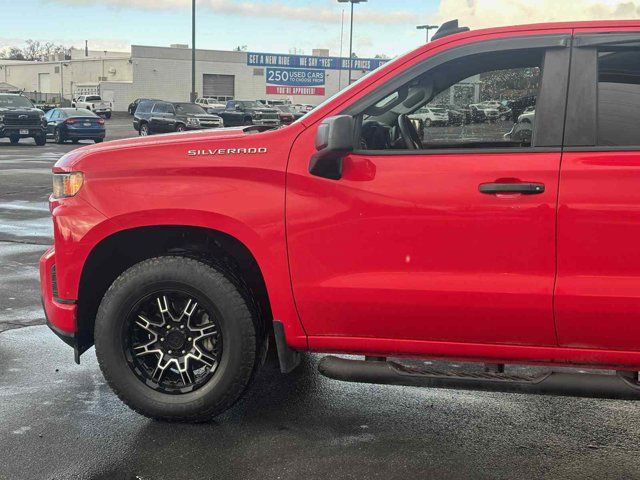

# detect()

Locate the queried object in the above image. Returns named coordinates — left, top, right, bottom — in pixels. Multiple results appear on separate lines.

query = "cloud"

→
left=436, top=0, right=640, bottom=29
left=52, top=0, right=416, bottom=25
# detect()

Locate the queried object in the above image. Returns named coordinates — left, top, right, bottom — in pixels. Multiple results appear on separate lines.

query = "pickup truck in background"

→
left=0, top=93, right=47, bottom=146
left=72, top=95, right=112, bottom=118
left=217, top=100, right=280, bottom=127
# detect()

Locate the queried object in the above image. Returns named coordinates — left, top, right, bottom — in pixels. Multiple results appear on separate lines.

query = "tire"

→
left=54, top=128, right=65, bottom=144
left=34, top=134, right=46, bottom=146
left=94, top=256, right=261, bottom=422
left=139, top=123, right=150, bottom=136
left=175, top=124, right=186, bottom=132
left=9, top=135, right=19, bottom=145
left=105, top=112, right=112, bottom=119
left=94, top=138, right=104, bottom=143
left=243, top=117, right=253, bottom=126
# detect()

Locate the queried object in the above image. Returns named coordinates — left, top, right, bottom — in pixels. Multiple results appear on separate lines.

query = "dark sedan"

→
left=44, top=108, right=105, bottom=144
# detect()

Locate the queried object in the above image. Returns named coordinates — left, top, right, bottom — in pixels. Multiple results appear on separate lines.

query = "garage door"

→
left=203, top=74, right=235, bottom=98
left=38, top=73, right=51, bottom=93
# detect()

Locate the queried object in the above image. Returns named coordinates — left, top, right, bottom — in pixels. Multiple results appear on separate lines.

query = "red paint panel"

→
left=287, top=124, right=560, bottom=346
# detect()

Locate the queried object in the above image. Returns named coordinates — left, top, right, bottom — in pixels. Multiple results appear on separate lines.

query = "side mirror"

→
left=309, top=115, right=354, bottom=180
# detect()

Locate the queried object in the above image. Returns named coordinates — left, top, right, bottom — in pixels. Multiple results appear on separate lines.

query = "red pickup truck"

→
left=41, top=20, right=640, bottom=421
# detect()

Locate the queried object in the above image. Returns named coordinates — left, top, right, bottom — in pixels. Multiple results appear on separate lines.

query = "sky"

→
left=1, top=0, right=640, bottom=58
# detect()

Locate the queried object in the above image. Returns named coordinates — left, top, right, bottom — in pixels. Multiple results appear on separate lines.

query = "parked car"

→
left=277, top=104, right=306, bottom=121
left=43, top=108, right=105, bottom=144
left=469, top=102, right=501, bottom=123
left=128, top=98, right=156, bottom=116
left=42, top=20, right=640, bottom=423
left=0, top=93, right=47, bottom=146
left=133, top=100, right=223, bottom=135
left=292, top=104, right=315, bottom=115
left=218, top=100, right=280, bottom=127
left=504, top=107, right=535, bottom=143
left=409, top=106, right=449, bottom=127
left=274, top=105, right=296, bottom=125
left=72, top=95, right=112, bottom=118
left=506, top=95, right=537, bottom=123
left=195, top=97, right=227, bottom=114
left=445, top=105, right=470, bottom=125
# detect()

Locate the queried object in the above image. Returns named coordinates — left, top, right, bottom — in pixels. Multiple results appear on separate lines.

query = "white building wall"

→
left=0, top=57, right=132, bottom=102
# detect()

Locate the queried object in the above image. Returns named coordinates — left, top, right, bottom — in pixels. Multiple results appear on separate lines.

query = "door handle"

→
left=479, top=182, right=545, bottom=195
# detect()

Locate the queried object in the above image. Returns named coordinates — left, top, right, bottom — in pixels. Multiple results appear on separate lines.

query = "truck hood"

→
left=0, top=107, right=44, bottom=114
left=53, top=124, right=294, bottom=171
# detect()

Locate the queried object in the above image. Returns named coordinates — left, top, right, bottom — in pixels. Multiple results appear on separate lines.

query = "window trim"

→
left=565, top=32, right=640, bottom=151
left=344, top=33, right=571, bottom=155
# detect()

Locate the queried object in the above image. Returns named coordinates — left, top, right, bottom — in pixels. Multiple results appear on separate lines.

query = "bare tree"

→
left=0, top=40, right=71, bottom=61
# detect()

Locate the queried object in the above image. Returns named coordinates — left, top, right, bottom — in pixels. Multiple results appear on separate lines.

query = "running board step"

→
left=318, top=356, right=640, bottom=400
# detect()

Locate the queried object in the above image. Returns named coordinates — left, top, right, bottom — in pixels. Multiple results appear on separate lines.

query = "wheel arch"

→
left=75, top=224, right=274, bottom=356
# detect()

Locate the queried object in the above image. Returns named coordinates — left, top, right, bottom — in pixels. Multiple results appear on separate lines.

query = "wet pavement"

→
left=2, top=117, right=640, bottom=479
left=2, top=326, right=640, bottom=479
left=0, top=113, right=136, bottom=332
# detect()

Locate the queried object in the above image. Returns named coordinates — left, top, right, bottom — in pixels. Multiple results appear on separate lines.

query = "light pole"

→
left=416, top=24, right=439, bottom=43
left=190, top=0, right=197, bottom=102
left=338, top=0, right=367, bottom=85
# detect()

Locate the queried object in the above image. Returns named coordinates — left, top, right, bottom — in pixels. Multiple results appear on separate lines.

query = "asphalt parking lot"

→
left=2, top=118, right=640, bottom=479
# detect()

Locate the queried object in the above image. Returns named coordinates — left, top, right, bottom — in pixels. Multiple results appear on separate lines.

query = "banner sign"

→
left=265, top=85, right=325, bottom=96
left=266, top=67, right=326, bottom=96
left=248, top=52, right=387, bottom=71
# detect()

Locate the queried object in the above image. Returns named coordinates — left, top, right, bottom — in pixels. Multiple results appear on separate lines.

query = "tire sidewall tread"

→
left=94, top=256, right=258, bottom=422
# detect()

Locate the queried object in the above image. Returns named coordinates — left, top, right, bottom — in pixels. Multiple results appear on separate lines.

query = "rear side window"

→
left=137, top=100, right=154, bottom=114
left=152, top=102, right=172, bottom=114
left=597, top=47, right=640, bottom=146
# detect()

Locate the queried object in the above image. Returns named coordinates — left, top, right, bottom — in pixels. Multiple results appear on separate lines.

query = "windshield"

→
left=0, top=95, right=34, bottom=108
left=175, top=103, right=207, bottom=115
left=85, top=96, right=102, bottom=101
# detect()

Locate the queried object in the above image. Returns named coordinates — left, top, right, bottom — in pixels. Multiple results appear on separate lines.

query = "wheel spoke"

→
left=190, top=346, right=217, bottom=369
left=152, top=355, right=174, bottom=383
left=156, top=296, right=171, bottom=322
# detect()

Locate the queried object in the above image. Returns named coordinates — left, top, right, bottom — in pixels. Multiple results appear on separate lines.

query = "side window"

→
left=358, top=48, right=545, bottom=151
left=152, top=102, right=169, bottom=113
left=137, top=101, right=153, bottom=114
left=597, top=46, right=640, bottom=146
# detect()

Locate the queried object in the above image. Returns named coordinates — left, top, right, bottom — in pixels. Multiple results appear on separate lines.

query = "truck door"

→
left=286, top=33, right=571, bottom=347
left=556, top=30, right=640, bottom=351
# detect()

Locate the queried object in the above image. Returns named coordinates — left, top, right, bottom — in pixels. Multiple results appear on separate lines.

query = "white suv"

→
left=409, top=106, right=449, bottom=127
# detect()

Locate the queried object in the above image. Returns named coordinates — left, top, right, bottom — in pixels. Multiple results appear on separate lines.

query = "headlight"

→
left=187, top=117, right=200, bottom=126
left=52, top=172, right=84, bottom=199
left=0, top=114, right=4, bottom=123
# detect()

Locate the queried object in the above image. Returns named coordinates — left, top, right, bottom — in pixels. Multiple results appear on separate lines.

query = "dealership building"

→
left=0, top=45, right=387, bottom=111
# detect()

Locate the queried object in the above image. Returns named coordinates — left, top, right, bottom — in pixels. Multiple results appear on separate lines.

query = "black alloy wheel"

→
left=124, top=291, right=222, bottom=394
